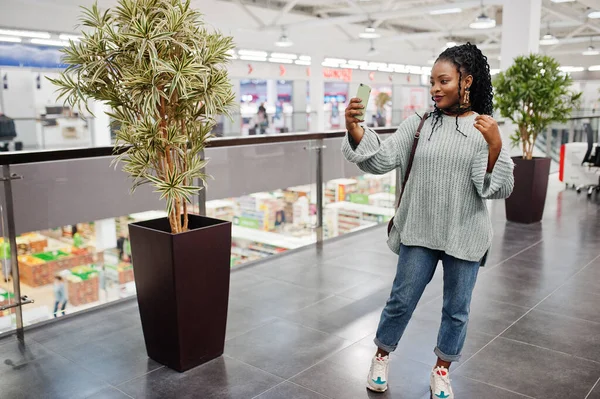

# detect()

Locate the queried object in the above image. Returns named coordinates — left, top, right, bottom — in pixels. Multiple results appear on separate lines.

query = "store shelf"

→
left=232, top=225, right=315, bottom=249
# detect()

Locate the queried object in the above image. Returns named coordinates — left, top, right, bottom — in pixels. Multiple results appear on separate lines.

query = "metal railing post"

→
left=2, top=165, right=24, bottom=341
left=315, top=139, right=324, bottom=248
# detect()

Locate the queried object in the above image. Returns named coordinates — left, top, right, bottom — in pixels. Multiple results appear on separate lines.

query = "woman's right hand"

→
left=345, top=98, right=365, bottom=141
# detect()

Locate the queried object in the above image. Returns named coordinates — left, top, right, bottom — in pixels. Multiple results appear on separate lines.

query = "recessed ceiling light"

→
left=30, top=39, right=69, bottom=47
left=588, top=65, right=600, bottom=71
left=429, top=8, right=462, bottom=15
left=270, top=52, right=297, bottom=59
left=589, top=11, right=600, bottom=19
left=550, top=0, right=575, bottom=2
left=583, top=46, right=600, bottom=56
left=559, top=66, right=584, bottom=73
left=238, top=50, right=268, bottom=57
left=0, top=29, right=51, bottom=39
left=59, top=34, right=82, bottom=41
left=0, top=36, right=22, bottom=43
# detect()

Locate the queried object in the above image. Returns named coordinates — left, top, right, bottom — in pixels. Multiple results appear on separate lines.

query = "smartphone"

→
left=355, top=83, right=371, bottom=122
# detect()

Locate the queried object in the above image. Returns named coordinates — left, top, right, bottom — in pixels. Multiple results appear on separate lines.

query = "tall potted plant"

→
left=50, top=0, right=236, bottom=372
left=494, top=54, right=581, bottom=224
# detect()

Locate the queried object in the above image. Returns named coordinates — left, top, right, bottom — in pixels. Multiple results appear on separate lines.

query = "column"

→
left=223, top=78, right=241, bottom=137
left=499, top=0, right=542, bottom=154
left=309, top=55, right=325, bottom=132
left=292, top=79, right=308, bottom=132
left=95, top=218, right=117, bottom=253
left=91, top=101, right=111, bottom=147
left=391, top=84, right=404, bottom=126
left=500, top=0, right=542, bottom=70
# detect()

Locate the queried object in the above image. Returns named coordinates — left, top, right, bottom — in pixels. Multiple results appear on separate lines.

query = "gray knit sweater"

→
left=342, top=112, right=515, bottom=265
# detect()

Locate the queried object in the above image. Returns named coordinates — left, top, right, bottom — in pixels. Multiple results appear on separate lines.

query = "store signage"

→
left=279, top=64, right=286, bottom=77
left=323, top=67, right=352, bottom=82
left=247, top=64, right=254, bottom=75
left=369, top=72, right=375, bottom=81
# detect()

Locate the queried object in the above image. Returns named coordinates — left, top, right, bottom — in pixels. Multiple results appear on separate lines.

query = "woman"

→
left=342, top=43, right=514, bottom=398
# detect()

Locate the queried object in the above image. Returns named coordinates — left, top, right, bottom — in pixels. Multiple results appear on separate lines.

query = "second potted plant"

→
left=494, top=54, right=581, bottom=224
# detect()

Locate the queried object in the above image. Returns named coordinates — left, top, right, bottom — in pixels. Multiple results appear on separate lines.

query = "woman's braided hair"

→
left=430, top=42, right=493, bottom=137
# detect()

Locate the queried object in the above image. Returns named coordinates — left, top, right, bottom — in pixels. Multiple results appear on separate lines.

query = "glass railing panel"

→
left=0, top=202, right=17, bottom=334
left=321, top=134, right=396, bottom=239
left=0, top=157, right=164, bottom=325
left=203, top=140, right=317, bottom=267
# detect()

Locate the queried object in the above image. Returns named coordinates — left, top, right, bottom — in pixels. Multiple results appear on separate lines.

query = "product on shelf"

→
left=67, top=266, right=100, bottom=306
left=324, top=201, right=394, bottom=238
left=117, top=263, right=134, bottom=285
left=18, top=248, right=99, bottom=287
left=206, top=200, right=236, bottom=222
left=234, top=193, right=286, bottom=232
left=325, top=178, right=358, bottom=204
left=0, top=234, right=48, bottom=256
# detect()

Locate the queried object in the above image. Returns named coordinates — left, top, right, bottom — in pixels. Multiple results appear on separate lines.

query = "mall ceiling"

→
left=1, top=0, right=600, bottom=68
left=209, top=0, right=600, bottom=66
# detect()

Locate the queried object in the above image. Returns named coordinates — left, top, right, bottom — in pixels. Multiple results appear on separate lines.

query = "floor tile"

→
left=291, top=342, right=432, bottom=399
left=417, top=375, right=533, bottom=399
left=325, top=250, right=399, bottom=277
left=536, top=282, right=600, bottom=324
left=228, top=279, right=330, bottom=318
left=226, top=301, right=278, bottom=341
left=0, top=338, right=54, bottom=373
left=225, top=319, right=350, bottom=379
left=587, top=379, right=600, bottom=399
left=0, top=352, right=109, bottom=399
left=86, top=387, right=133, bottom=399
left=265, top=264, right=382, bottom=295
left=255, top=382, right=329, bottom=399
left=57, top=326, right=162, bottom=385
left=502, top=309, right=600, bottom=361
left=457, top=337, right=600, bottom=399
left=118, top=356, right=282, bottom=399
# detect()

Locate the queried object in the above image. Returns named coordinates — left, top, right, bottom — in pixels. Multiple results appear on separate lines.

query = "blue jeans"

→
left=374, top=244, right=480, bottom=363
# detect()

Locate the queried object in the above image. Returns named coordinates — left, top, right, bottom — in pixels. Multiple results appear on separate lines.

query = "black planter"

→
left=505, top=157, right=552, bottom=224
left=128, top=214, right=232, bottom=372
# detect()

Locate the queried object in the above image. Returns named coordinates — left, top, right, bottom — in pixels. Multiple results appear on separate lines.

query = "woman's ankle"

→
left=375, top=348, right=390, bottom=358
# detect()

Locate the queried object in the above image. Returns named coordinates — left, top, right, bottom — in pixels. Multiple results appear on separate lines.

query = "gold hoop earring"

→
left=463, top=88, right=470, bottom=106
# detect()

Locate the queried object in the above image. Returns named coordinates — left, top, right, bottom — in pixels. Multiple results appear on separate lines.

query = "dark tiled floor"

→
left=1, top=178, right=600, bottom=398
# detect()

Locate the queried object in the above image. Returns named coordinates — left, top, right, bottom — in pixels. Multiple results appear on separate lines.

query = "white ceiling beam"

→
left=548, top=24, right=588, bottom=51
left=262, top=1, right=503, bottom=31
left=233, top=0, right=266, bottom=28
left=541, top=4, right=600, bottom=35
left=479, top=34, right=594, bottom=51
left=269, top=0, right=300, bottom=27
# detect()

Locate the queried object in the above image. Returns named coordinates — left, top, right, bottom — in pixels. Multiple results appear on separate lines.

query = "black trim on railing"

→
left=0, top=127, right=397, bottom=166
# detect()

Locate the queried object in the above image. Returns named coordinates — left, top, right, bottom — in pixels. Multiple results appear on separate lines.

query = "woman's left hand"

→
left=474, top=115, right=502, bottom=149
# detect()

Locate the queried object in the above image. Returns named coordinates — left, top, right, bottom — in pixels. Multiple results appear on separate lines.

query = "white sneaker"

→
left=430, top=366, right=453, bottom=399
left=366, top=354, right=389, bottom=393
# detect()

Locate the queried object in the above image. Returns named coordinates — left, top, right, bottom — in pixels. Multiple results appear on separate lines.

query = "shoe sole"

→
left=366, top=381, right=388, bottom=393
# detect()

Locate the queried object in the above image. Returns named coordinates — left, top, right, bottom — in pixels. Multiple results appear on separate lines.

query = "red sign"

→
left=369, top=72, right=375, bottom=81
left=279, top=64, right=286, bottom=76
left=323, top=68, right=352, bottom=82
left=248, top=64, right=253, bottom=75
